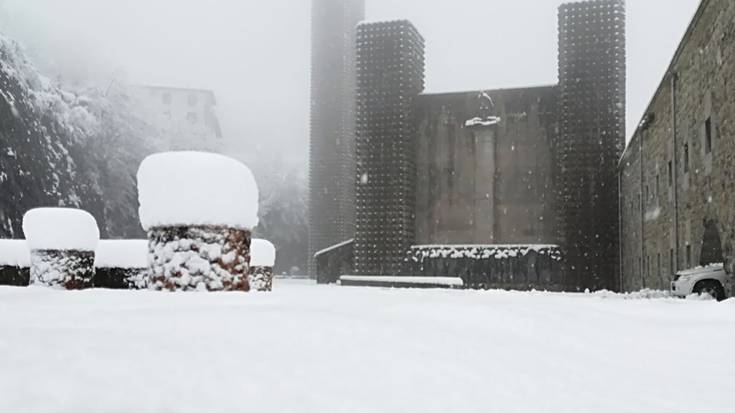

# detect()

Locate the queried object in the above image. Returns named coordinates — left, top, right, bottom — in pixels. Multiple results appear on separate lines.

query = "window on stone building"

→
left=705, top=117, right=713, bottom=154
left=655, top=174, right=660, bottom=203
left=668, top=161, right=673, bottom=187
left=683, top=143, right=690, bottom=173
left=657, top=253, right=661, bottom=277
left=686, top=244, right=692, bottom=269
left=188, top=93, right=199, bottom=107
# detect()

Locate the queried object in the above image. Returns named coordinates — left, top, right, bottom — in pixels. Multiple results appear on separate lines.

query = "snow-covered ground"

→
left=0, top=280, right=733, bottom=413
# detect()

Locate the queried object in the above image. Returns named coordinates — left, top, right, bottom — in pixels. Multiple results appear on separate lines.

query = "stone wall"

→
left=414, top=86, right=559, bottom=246
left=620, top=0, right=735, bottom=292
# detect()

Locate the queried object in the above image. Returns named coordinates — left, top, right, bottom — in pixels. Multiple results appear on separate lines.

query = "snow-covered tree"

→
left=0, top=34, right=159, bottom=238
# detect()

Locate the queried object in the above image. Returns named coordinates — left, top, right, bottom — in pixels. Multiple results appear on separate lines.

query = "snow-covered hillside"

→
left=0, top=280, right=732, bottom=412
left=0, top=34, right=160, bottom=239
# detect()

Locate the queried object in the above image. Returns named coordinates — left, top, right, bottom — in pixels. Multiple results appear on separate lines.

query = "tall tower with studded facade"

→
left=557, top=0, right=626, bottom=290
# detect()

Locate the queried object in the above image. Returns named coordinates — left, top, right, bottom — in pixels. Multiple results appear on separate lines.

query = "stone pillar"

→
left=23, top=208, right=100, bottom=290
left=148, top=226, right=251, bottom=292
left=249, top=239, right=276, bottom=292
left=30, top=250, right=95, bottom=289
left=137, top=152, right=260, bottom=293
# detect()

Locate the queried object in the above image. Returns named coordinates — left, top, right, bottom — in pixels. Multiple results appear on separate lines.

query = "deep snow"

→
left=0, top=280, right=733, bottom=413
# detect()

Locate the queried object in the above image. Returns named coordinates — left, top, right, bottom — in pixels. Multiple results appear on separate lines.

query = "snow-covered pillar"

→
left=22, top=208, right=100, bottom=290
left=137, top=152, right=260, bottom=292
left=250, top=239, right=276, bottom=291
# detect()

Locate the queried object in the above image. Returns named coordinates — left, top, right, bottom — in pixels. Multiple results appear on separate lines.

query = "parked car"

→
left=671, top=264, right=730, bottom=301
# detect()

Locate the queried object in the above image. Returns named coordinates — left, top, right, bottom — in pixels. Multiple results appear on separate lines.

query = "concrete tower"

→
left=354, top=20, right=426, bottom=275
left=557, top=0, right=626, bottom=290
left=309, top=0, right=365, bottom=277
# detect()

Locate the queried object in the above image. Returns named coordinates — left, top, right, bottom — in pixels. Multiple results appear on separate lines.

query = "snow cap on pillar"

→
left=22, top=208, right=100, bottom=252
left=251, top=239, right=276, bottom=267
left=137, top=151, right=260, bottom=231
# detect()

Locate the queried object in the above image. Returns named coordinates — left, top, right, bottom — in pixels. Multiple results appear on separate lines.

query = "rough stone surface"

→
left=29, top=250, right=95, bottom=290
left=620, top=0, right=735, bottom=293
left=249, top=266, right=273, bottom=292
left=147, top=226, right=251, bottom=292
left=415, top=87, right=559, bottom=246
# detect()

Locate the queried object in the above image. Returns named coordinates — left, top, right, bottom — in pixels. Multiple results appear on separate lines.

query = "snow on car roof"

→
left=677, top=263, right=724, bottom=277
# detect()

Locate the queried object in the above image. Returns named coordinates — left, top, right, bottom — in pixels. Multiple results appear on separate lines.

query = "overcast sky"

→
left=0, top=0, right=700, bottom=167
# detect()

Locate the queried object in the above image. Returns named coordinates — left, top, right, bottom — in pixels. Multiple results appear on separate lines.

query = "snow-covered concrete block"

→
left=22, top=208, right=100, bottom=289
left=250, top=239, right=276, bottom=292
left=137, top=152, right=259, bottom=292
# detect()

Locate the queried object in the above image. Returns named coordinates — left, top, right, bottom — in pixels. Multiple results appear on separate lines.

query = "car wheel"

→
left=693, top=280, right=726, bottom=302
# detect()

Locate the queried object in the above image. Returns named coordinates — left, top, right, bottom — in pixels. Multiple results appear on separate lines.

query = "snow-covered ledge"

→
left=22, top=208, right=100, bottom=290
left=137, top=152, right=259, bottom=292
left=250, top=239, right=276, bottom=291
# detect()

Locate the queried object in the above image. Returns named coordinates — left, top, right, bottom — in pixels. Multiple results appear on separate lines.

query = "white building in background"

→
left=131, top=85, right=223, bottom=151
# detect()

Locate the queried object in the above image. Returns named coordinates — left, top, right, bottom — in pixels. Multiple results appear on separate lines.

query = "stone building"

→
left=354, top=20, right=425, bottom=275
left=130, top=86, right=223, bottom=151
left=619, top=0, right=735, bottom=292
left=313, top=1, right=627, bottom=290
left=308, top=0, right=365, bottom=277
left=557, top=0, right=627, bottom=291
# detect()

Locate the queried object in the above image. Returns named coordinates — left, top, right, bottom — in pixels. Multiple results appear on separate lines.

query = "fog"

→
left=0, top=0, right=700, bottom=167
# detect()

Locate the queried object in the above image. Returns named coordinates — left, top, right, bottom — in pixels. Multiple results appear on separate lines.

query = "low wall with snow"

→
left=409, top=245, right=565, bottom=291
left=94, top=240, right=149, bottom=289
left=0, top=266, right=29, bottom=286
left=0, top=240, right=30, bottom=286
